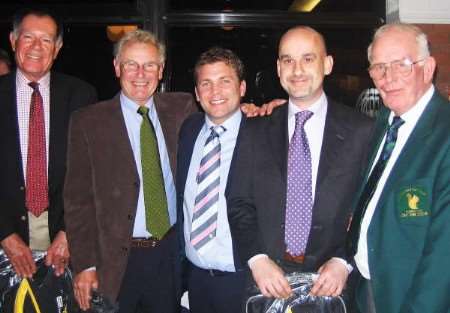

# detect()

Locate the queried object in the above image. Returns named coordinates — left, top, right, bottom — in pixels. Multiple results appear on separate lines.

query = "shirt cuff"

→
left=83, top=266, right=96, bottom=272
left=248, top=254, right=268, bottom=269
left=332, top=257, right=353, bottom=273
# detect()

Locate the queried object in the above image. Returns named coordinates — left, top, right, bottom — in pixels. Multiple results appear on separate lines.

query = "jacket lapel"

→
left=373, top=91, right=441, bottom=209
left=268, top=105, right=289, bottom=181
left=1, top=72, right=24, bottom=183
left=48, top=73, right=68, bottom=191
left=109, top=95, right=139, bottom=181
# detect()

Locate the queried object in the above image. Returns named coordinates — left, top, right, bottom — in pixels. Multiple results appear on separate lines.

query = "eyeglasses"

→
left=368, top=58, right=425, bottom=80
left=121, top=60, right=160, bottom=73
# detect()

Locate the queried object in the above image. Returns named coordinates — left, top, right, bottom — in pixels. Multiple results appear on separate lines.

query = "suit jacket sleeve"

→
left=399, top=148, right=450, bottom=313
left=227, top=121, right=264, bottom=265
left=63, top=110, right=98, bottom=273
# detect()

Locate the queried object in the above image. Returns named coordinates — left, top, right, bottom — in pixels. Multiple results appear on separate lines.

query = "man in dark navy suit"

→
left=176, top=47, right=247, bottom=313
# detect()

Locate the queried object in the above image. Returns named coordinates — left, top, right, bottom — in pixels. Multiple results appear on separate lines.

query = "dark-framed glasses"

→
left=121, top=60, right=160, bottom=73
left=368, top=58, right=425, bottom=80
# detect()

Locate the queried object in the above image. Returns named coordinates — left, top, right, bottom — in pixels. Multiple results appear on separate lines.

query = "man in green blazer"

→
left=348, top=23, right=450, bottom=313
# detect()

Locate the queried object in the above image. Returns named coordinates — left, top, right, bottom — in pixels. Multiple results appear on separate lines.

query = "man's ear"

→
left=240, top=80, right=247, bottom=97
left=324, top=55, right=334, bottom=76
left=9, top=32, right=16, bottom=52
left=194, top=86, right=200, bottom=102
left=423, top=56, right=436, bottom=84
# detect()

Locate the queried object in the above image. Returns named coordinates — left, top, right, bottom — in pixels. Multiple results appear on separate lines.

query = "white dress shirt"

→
left=184, top=109, right=242, bottom=272
left=16, top=69, right=51, bottom=177
left=354, top=85, right=435, bottom=279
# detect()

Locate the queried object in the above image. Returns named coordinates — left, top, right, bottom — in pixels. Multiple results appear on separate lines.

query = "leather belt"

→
left=131, top=237, right=159, bottom=248
left=191, top=263, right=234, bottom=277
left=284, top=252, right=305, bottom=264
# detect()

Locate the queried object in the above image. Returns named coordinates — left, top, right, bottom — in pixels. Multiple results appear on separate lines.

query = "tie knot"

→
left=210, top=125, right=226, bottom=138
left=28, top=82, right=39, bottom=91
left=390, top=116, right=405, bottom=131
left=137, top=106, right=149, bottom=116
left=295, top=110, right=313, bottom=128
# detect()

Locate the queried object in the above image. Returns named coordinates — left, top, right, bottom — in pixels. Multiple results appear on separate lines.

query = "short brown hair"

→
left=194, top=47, right=245, bottom=83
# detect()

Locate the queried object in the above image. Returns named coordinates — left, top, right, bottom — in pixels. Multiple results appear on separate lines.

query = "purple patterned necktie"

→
left=285, top=110, right=313, bottom=256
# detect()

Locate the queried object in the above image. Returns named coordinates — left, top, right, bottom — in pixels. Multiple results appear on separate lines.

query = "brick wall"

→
left=417, top=24, right=450, bottom=99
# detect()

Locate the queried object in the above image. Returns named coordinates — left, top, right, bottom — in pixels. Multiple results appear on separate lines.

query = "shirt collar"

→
left=120, top=92, right=155, bottom=115
left=389, top=85, right=434, bottom=125
left=288, top=92, right=327, bottom=120
left=204, top=108, right=242, bottom=134
left=16, top=69, right=51, bottom=90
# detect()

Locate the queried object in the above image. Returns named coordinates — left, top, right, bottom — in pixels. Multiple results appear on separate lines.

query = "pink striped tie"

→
left=190, top=126, right=225, bottom=251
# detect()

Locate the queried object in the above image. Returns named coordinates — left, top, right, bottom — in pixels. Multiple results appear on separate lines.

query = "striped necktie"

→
left=347, top=116, right=405, bottom=255
left=190, top=125, right=226, bottom=251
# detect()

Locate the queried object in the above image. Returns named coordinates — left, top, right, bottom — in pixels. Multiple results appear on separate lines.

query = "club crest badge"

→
left=397, top=186, right=429, bottom=218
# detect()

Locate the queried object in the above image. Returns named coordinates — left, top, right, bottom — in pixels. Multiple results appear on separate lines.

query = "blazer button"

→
left=20, top=186, right=25, bottom=191
left=280, top=223, right=285, bottom=229
left=21, top=215, right=27, bottom=221
left=133, top=181, right=139, bottom=188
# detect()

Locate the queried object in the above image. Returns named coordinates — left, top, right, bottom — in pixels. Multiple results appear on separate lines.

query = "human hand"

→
left=240, top=99, right=287, bottom=117
left=257, top=99, right=287, bottom=116
left=1, top=233, right=36, bottom=278
left=310, top=258, right=348, bottom=297
left=45, top=230, right=70, bottom=276
left=250, top=257, right=292, bottom=298
left=74, top=270, right=99, bottom=311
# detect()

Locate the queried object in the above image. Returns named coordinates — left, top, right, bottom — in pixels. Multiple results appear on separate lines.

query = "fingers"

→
left=46, top=231, right=70, bottom=276
left=74, top=271, right=98, bottom=311
left=310, top=259, right=348, bottom=297
left=1, top=234, right=36, bottom=278
left=11, top=252, right=36, bottom=278
left=251, top=257, right=292, bottom=299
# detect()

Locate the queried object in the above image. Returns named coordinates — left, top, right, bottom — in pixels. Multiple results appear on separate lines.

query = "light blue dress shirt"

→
left=183, top=109, right=242, bottom=272
left=120, top=93, right=177, bottom=238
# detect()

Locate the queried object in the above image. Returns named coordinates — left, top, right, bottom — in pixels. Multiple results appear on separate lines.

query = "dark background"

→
left=0, top=0, right=385, bottom=105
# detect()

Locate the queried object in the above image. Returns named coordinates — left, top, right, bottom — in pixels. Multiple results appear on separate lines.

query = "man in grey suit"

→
left=64, top=30, right=197, bottom=313
left=227, top=26, right=373, bottom=302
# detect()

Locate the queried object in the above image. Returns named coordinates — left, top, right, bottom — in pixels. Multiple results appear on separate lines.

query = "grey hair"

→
left=113, top=29, right=165, bottom=64
left=367, top=23, right=430, bottom=62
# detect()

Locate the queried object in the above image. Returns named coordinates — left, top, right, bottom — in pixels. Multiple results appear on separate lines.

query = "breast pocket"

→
left=395, top=177, right=432, bottom=226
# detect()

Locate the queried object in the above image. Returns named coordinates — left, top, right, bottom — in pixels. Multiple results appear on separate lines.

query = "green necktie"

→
left=137, top=106, right=170, bottom=239
left=347, top=116, right=405, bottom=255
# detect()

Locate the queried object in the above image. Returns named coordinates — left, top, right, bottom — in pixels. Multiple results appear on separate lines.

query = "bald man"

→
left=227, top=26, right=373, bottom=303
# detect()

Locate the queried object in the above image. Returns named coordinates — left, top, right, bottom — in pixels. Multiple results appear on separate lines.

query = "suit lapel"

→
left=1, top=72, right=24, bottom=183
left=108, top=96, right=139, bottom=180
left=48, top=73, right=68, bottom=190
left=178, top=115, right=204, bottom=198
left=315, top=101, right=347, bottom=192
left=374, top=91, right=441, bottom=208
left=268, top=105, right=289, bottom=180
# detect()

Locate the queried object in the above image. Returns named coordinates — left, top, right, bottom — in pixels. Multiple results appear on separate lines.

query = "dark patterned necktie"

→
left=26, top=82, right=48, bottom=217
left=190, top=126, right=226, bottom=251
left=347, top=116, right=405, bottom=255
left=285, top=111, right=313, bottom=256
left=137, top=106, right=170, bottom=239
